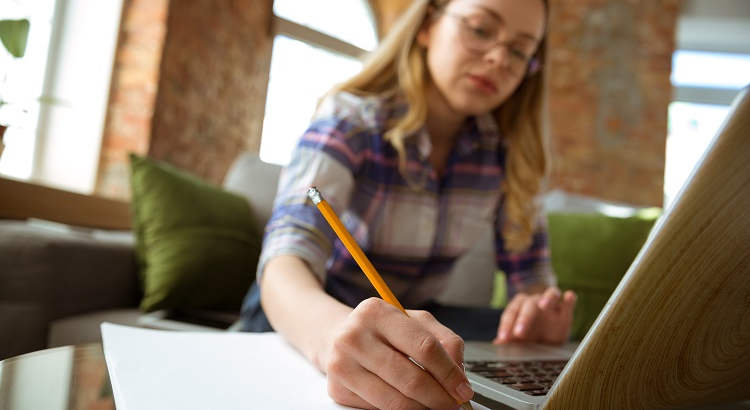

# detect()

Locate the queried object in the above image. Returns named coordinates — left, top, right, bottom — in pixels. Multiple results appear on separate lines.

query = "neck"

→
left=424, top=83, right=466, bottom=146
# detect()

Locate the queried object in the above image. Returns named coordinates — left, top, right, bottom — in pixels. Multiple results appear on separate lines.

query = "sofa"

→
left=0, top=153, right=658, bottom=360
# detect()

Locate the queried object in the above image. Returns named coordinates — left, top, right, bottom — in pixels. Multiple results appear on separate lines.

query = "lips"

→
left=467, top=74, right=498, bottom=94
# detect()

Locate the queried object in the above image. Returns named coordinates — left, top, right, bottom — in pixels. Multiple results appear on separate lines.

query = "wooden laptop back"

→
left=545, top=87, right=750, bottom=410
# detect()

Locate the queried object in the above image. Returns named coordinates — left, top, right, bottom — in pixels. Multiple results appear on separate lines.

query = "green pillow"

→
left=129, top=154, right=262, bottom=312
left=547, top=209, right=660, bottom=340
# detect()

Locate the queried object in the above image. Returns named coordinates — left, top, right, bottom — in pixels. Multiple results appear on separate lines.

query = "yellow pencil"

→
left=307, top=186, right=473, bottom=410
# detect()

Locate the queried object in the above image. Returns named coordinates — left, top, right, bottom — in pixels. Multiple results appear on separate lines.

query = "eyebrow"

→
left=475, top=5, right=542, bottom=43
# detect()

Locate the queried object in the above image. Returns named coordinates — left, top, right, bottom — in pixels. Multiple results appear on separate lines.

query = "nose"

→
left=483, top=44, right=512, bottom=69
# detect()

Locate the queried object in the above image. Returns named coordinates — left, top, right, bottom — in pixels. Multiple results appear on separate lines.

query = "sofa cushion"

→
left=129, top=154, right=262, bottom=312
left=0, top=220, right=139, bottom=359
left=547, top=209, right=660, bottom=340
left=222, top=152, right=281, bottom=228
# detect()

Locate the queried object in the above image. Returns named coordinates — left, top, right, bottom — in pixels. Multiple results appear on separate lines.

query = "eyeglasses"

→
left=444, top=12, right=542, bottom=77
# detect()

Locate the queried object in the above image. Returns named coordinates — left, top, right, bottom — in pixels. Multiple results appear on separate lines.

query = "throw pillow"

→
left=547, top=209, right=659, bottom=340
left=129, top=154, right=262, bottom=312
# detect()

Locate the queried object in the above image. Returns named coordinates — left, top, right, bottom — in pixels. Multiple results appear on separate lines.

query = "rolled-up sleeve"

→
left=256, top=116, right=368, bottom=284
left=495, top=210, right=556, bottom=298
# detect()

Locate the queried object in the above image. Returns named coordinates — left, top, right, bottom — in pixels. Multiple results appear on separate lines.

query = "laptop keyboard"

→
left=465, top=359, right=567, bottom=396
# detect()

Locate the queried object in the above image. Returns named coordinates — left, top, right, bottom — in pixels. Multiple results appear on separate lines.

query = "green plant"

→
left=0, top=18, right=30, bottom=142
left=0, top=19, right=29, bottom=58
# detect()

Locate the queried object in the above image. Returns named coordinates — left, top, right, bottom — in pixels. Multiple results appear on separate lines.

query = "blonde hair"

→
left=324, top=0, right=548, bottom=253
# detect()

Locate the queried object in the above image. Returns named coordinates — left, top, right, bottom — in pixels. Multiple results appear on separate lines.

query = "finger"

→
left=495, top=294, right=524, bottom=343
left=561, top=290, right=577, bottom=317
left=549, top=291, right=577, bottom=344
left=329, top=359, right=425, bottom=410
left=370, top=306, right=473, bottom=405
left=513, top=298, right=541, bottom=340
left=354, top=330, right=458, bottom=409
left=327, top=382, right=376, bottom=410
left=538, top=286, right=562, bottom=310
left=408, top=310, right=465, bottom=366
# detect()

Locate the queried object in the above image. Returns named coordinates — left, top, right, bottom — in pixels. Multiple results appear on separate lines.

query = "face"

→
left=417, top=0, right=546, bottom=117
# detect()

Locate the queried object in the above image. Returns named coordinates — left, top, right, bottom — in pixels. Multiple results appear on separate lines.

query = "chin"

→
left=448, top=95, right=503, bottom=117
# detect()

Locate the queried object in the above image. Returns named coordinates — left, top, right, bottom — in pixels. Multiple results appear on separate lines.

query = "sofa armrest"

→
left=0, top=220, right=140, bottom=358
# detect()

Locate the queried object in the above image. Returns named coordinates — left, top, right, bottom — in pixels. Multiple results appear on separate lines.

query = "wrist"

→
left=309, top=301, right=351, bottom=372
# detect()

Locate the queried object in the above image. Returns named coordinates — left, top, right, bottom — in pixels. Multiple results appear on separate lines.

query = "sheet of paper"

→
left=101, top=323, right=490, bottom=410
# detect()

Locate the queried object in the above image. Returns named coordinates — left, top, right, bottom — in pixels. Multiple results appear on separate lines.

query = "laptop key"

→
left=467, top=359, right=565, bottom=391
left=491, top=370, right=513, bottom=378
left=510, top=383, right=545, bottom=391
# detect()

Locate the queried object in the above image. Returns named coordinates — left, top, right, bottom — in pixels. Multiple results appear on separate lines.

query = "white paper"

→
left=101, top=323, right=490, bottom=410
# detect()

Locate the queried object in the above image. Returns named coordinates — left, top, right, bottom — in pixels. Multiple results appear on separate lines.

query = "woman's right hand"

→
left=321, top=298, right=474, bottom=410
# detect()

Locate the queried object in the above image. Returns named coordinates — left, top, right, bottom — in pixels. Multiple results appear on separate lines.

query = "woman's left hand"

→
left=493, top=286, right=577, bottom=345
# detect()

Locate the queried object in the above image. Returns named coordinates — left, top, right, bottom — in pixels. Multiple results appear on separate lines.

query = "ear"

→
left=416, top=19, right=433, bottom=48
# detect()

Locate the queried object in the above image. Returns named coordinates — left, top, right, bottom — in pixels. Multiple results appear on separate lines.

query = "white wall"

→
left=677, top=0, right=750, bottom=54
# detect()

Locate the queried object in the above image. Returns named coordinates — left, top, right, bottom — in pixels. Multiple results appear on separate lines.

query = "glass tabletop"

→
left=1, top=343, right=748, bottom=410
left=0, top=343, right=114, bottom=410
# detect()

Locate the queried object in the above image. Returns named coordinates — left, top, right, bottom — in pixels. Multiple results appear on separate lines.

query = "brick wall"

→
left=367, top=0, right=403, bottom=39
left=95, top=0, right=169, bottom=199
left=147, top=0, right=273, bottom=186
left=546, top=0, right=682, bottom=206
left=95, top=0, right=680, bottom=206
left=95, top=0, right=273, bottom=199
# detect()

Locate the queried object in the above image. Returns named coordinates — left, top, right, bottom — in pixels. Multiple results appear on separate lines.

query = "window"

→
left=259, top=0, right=377, bottom=165
left=0, top=0, right=56, bottom=180
left=664, top=50, right=750, bottom=207
left=664, top=102, right=731, bottom=205
left=671, top=50, right=750, bottom=90
left=0, top=0, right=123, bottom=194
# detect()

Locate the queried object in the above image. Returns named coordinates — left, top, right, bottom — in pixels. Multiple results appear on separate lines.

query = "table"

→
left=0, top=344, right=114, bottom=410
left=1, top=344, right=748, bottom=410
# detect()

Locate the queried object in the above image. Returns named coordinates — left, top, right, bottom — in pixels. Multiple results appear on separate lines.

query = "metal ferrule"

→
left=307, top=186, right=322, bottom=205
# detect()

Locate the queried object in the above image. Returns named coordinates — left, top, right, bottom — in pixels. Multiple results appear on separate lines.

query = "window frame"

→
left=272, top=15, right=369, bottom=60
left=259, top=5, right=377, bottom=165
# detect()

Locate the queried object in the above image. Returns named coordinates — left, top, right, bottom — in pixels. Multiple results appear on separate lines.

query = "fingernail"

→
left=498, top=329, right=508, bottom=341
left=456, top=381, right=474, bottom=402
left=514, top=323, right=525, bottom=336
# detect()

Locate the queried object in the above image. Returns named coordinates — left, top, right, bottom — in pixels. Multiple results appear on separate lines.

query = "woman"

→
left=241, top=0, right=576, bottom=408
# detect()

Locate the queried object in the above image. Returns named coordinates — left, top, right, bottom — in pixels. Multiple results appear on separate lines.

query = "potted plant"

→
left=0, top=18, right=30, bottom=159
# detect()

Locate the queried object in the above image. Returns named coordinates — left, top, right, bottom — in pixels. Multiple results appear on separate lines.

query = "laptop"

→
left=463, top=86, right=750, bottom=410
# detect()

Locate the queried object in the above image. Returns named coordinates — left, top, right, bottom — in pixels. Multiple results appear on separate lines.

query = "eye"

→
left=467, top=22, right=494, bottom=40
left=509, top=48, right=529, bottom=61
left=462, top=14, right=498, bottom=40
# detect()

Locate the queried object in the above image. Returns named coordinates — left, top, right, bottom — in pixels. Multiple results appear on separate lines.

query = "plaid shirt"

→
left=258, top=92, right=554, bottom=308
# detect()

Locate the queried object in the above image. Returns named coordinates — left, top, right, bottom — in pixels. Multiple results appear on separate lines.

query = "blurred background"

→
left=0, top=4, right=749, bottom=404
left=0, top=0, right=748, bottom=209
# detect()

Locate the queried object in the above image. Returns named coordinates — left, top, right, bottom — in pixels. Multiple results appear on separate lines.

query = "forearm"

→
left=259, top=254, right=351, bottom=371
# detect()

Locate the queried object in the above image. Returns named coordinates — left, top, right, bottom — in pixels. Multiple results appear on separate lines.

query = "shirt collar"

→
left=474, top=112, right=502, bottom=152
left=415, top=112, right=501, bottom=159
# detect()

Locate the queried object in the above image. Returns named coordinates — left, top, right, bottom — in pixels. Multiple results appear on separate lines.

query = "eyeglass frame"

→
left=429, top=7, right=544, bottom=77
